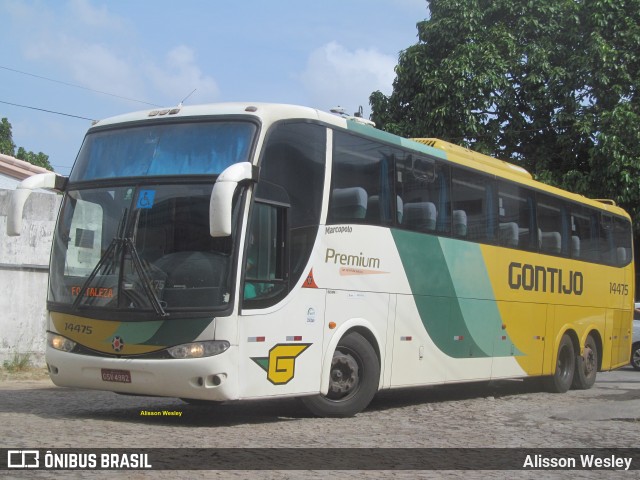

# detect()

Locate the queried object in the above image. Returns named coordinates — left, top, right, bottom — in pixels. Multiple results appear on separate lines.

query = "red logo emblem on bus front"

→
left=111, top=336, right=125, bottom=352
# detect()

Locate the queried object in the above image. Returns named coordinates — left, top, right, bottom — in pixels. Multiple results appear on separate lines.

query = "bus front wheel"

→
left=572, top=334, right=598, bottom=390
left=544, top=334, right=575, bottom=393
left=301, top=332, right=379, bottom=418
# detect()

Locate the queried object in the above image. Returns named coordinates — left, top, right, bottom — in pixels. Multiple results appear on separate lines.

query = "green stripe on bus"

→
left=111, top=320, right=164, bottom=345
left=143, top=317, right=212, bottom=347
left=391, top=229, right=518, bottom=358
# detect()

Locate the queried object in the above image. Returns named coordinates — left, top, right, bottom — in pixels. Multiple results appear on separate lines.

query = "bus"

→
left=7, top=103, right=634, bottom=417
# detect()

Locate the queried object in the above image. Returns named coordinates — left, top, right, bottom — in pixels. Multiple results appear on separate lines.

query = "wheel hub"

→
left=583, top=346, right=596, bottom=374
left=329, top=351, right=359, bottom=396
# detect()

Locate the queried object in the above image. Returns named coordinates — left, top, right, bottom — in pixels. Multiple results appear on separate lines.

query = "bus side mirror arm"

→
left=6, top=172, right=67, bottom=236
left=209, top=162, right=258, bottom=237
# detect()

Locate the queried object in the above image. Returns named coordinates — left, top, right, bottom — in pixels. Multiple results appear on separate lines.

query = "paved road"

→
left=1, top=367, right=638, bottom=479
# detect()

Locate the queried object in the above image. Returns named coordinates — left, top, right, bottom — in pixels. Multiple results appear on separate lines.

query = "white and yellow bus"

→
left=8, top=103, right=634, bottom=417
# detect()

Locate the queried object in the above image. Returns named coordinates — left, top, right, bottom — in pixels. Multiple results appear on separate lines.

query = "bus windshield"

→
left=49, top=184, right=235, bottom=314
left=49, top=119, right=257, bottom=316
left=70, top=121, right=257, bottom=182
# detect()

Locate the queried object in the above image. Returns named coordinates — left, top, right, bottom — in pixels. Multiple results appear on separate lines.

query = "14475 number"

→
left=609, top=282, right=629, bottom=295
left=64, top=322, right=93, bottom=335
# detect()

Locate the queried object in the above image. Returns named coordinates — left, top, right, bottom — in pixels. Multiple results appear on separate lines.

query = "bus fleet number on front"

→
left=64, top=322, right=93, bottom=335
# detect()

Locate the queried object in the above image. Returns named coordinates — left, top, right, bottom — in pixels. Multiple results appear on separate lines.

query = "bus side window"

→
left=599, top=214, right=615, bottom=265
left=613, top=216, right=632, bottom=266
left=537, top=194, right=567, bottom=256
left=330, top=187, right=368, bottom=221
left=396, top=154, right=449, bottom=234
left=243, top=202, right=288, bottom=305
left=259, top=121, right=326, bottom=295
left=498, top=221, right=519, bottom=247
left=367, top=195, right=404, bottom=225
left=329, top=131, right=394, bottom=226
left=597, top=213, right=632, bottom=266
left=451, top=167, right=496, bottom=242
left=570, top=206, right=599, bottom=261
left=403, top=202, right=437, bottom=232
left=498, top=182, right=535, bottom=251
left=570, top=213, right=582, bottom=259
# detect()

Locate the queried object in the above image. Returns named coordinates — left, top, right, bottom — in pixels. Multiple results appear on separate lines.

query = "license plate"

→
left=101, top=368, right=132, bottom=383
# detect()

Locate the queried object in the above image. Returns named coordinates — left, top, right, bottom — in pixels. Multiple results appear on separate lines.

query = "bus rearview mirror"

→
left=7, top=172, right=67, bottom=236
left=209, top=162, right=257, bottom=237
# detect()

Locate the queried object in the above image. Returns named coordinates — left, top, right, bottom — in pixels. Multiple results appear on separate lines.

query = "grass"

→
left=0, top=353, right=49, bottom=381
left=2, top=352, right=32, bottom=372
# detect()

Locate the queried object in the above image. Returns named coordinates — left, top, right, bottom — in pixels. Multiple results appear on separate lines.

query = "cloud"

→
left=25, top=34, right=144, bottom=101
left=300, top=42, right=397, bottom=115
left=68, top=0, right=125, bottom=29
left=67, top=0, right=126, bottom=31
left=147, top=46, right=220, bottom=104
left=5, top=0, right=219, bottom=108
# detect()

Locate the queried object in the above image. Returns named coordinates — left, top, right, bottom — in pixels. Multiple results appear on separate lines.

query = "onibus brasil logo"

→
left=251, top=343, right=311, bottom=385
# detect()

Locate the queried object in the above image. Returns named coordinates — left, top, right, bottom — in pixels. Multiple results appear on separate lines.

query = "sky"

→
left=0, top=0, right=429, bottom=176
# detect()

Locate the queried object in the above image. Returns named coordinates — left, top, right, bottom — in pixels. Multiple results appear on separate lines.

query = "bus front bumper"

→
left=45, top=345, right=240, bottom=401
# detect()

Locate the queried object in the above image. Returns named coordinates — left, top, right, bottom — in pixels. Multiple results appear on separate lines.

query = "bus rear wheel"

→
left=572, top=334, right=598, bottom=390
left=631, top=343, right=640, bottom=371
left=301, top=332, right=379, bottom=418
left=544, top=334, right=575, bottom=393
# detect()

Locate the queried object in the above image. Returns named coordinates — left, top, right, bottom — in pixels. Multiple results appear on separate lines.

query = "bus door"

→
left=238, top=290, right=326, bottom=399
left=237, top=201, right=325, bottom=398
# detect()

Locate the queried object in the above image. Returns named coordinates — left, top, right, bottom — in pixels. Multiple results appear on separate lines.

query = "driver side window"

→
left=242, top=202, right=288, bottom=307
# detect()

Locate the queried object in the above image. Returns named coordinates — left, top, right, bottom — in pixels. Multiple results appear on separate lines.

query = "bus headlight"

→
left=167, top=341, right=230, bottom=359
left=48, top=333, right=77, bottom=352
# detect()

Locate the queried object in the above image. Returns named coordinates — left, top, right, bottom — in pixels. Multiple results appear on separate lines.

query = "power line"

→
left=0, top=65, right=161, bottom=107
left=0, top=99, right=95, bottom=121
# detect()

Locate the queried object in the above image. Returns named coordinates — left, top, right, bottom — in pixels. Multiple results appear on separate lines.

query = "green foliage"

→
left=371, top=0, right=640, bottom=229
left=2, top=352, right=31, bottom=373
left=16, top=147, right=54, bottom=171
left=0, top=117, right=53, bottom=171
left=0, top=117, right=16, bottom=156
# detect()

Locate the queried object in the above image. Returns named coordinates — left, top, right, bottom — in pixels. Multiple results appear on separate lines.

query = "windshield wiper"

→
left=71, top=235, right=121, bottom=310
left=124, top=237, right=167, bottom=317
left=72, top=236, right=167, bottom=317
left=71, top=209, right=167, bottom=317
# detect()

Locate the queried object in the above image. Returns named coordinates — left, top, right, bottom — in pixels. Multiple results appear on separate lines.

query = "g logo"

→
left=251, top=343, right=311, bottom=385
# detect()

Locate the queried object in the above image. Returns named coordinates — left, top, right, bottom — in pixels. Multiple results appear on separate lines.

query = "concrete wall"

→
left=0, top=189, right=61, bottom=366
left=0, top=173, right=20, bottom=190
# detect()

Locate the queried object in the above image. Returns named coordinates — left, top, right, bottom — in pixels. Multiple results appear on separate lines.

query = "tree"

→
left=0, top=118, right=16, bottom=156
left=15, top=147, right=54, bottom=171
left=371, top=0, right=640, bottom=228
left=0, top=117, right=53, bottom=171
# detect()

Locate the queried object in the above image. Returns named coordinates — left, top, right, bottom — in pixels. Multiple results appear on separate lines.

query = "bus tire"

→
left=301, top=332, right=379, bottom=418
left=544, top=334, right=575, bottom=393
left=631, top=342, right=640, bottom=371
left=572, top=334, right=598, bottom=390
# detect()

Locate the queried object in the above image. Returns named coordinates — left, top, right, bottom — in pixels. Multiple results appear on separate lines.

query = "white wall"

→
left=0, top=189, right=61, bottom=366
left=0, top=173, right=20, bottom=190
